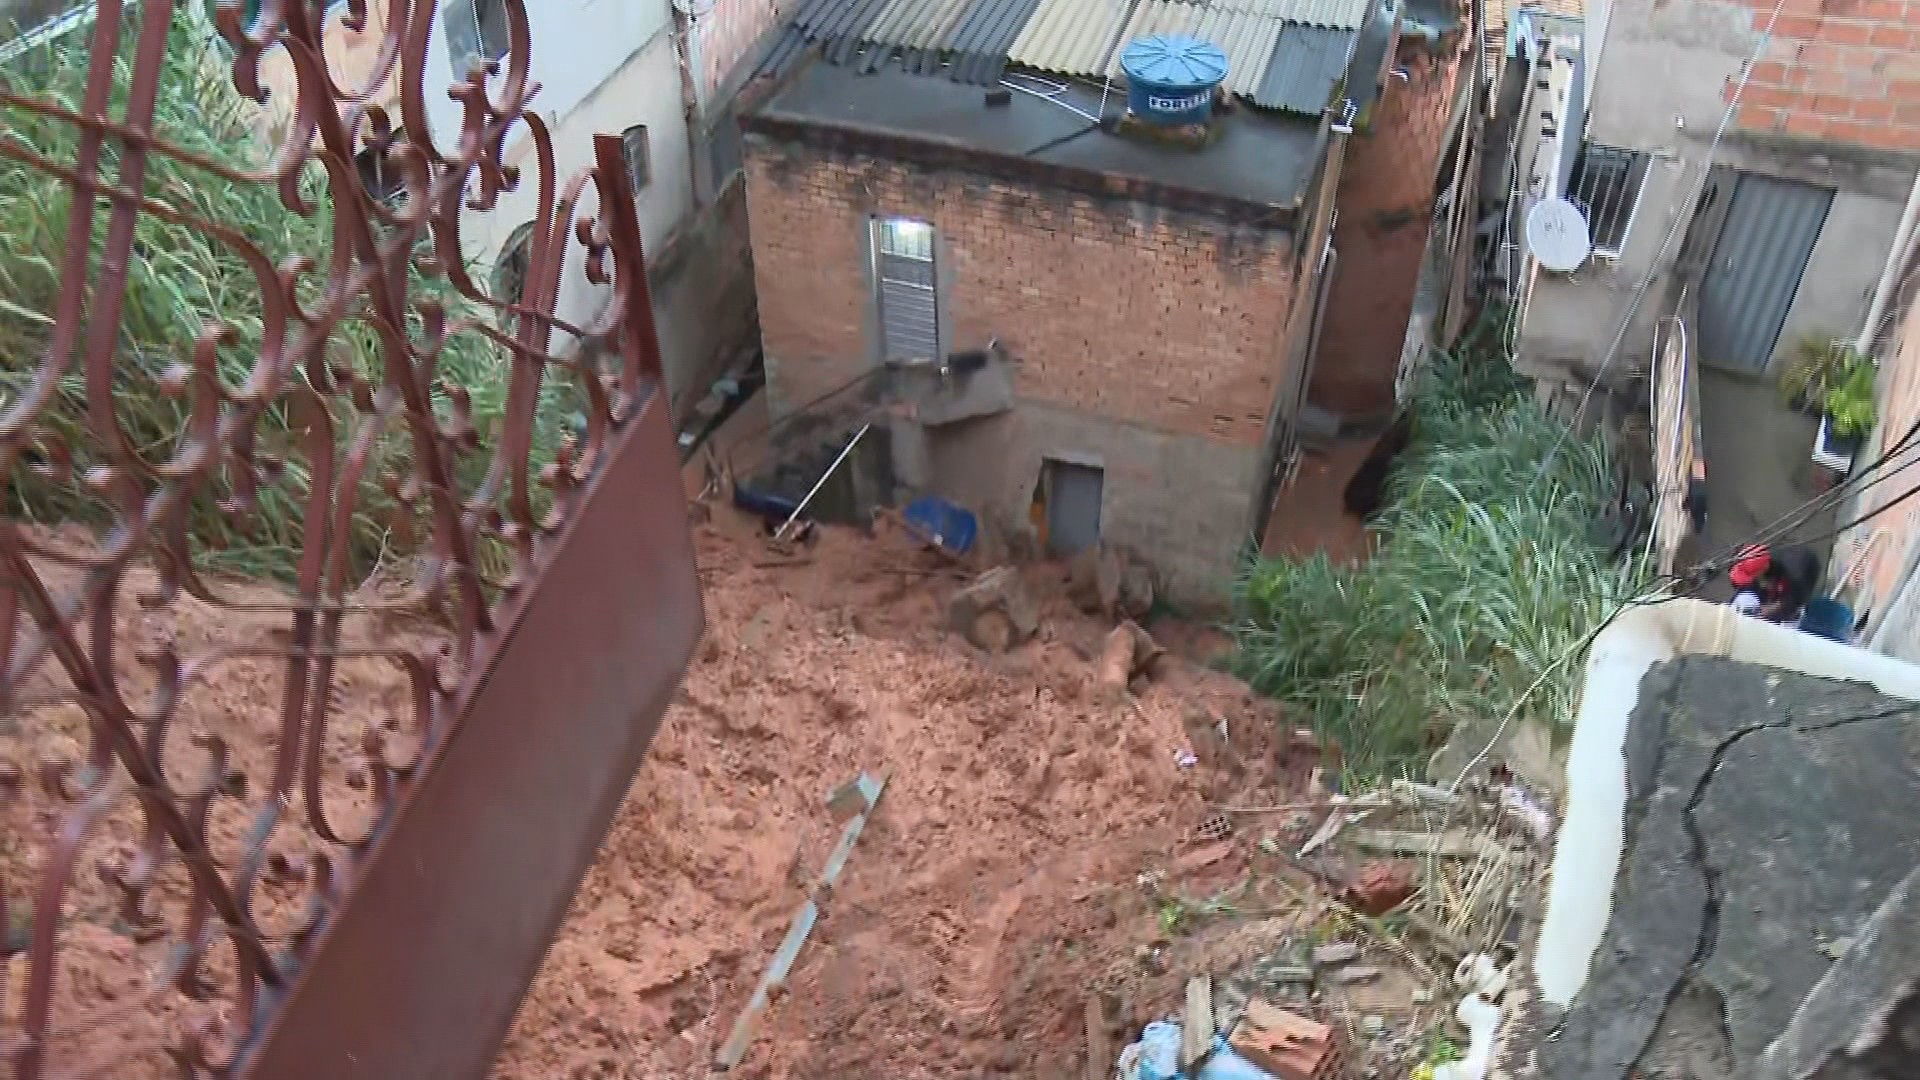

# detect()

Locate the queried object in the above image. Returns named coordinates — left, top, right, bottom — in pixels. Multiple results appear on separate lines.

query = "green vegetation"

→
left=0, top=8, right=566, bottom=581
left=1228, top=336, right=1650, bottom=777
left=1824, top=353, right=1879, bottom=439
left=1778, top=334, right=1864, bottom=412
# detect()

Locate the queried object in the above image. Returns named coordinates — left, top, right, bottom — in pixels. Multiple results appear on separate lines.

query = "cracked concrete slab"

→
left=1541, top=658, right=1920, bottom=1080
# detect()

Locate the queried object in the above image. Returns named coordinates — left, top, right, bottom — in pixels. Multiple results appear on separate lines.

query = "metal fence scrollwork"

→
left=0, top=1, right=700, bottom=1077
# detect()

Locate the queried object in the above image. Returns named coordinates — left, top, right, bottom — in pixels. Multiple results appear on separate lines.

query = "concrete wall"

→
left=1516, top=0, right=1919, bottom=383
left=742, top=133, right=1308, bottom=600
left=925, top=402, right=1266, bottom=606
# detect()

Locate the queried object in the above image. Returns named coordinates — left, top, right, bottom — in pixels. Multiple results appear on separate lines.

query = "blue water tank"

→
left=1119, top=36, right=1229, bottom=126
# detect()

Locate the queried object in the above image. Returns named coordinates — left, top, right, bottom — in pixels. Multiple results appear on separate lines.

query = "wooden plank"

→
left=1182, top=975, right=1215, bottom=1071
left=1084, top=997, right=1111, bottom=1080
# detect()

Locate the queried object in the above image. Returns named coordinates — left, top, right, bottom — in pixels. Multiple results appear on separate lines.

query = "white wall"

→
left=421, top=0, right=697, bottom=341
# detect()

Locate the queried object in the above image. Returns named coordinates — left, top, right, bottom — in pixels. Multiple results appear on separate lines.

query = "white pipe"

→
left=1535, top=598, right=1920, bottom=1007
left=774, top=423, right=870, bottom=541
left=1855, top=172, right=1920, bottom=356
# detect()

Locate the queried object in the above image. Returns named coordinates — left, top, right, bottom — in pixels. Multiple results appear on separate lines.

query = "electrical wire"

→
left=1684, top=414, right=1920, bottom=580
left=1531, top=0, right=1796, bottom=480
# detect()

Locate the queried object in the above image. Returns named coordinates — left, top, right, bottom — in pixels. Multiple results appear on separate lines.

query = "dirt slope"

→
left=490, top=511, right=1292, bottom=1079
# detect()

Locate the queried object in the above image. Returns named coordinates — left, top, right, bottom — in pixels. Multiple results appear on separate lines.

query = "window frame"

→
left=869, top=216, right=941, bottom=363
left=621, top=125, right=651, bottom=194
left=493, top=221, right=536, bottom=315
left=443, top=0, right=510, bottom=78
left=1567, top=142, right=1651, bottom=259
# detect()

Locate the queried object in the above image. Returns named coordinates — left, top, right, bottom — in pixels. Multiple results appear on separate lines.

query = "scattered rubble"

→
left=1068, top=542, right=1157, bottom=620
left=946, top=564, right=1039, bottom=651
left=1100, top=620, right=1167, bottom=693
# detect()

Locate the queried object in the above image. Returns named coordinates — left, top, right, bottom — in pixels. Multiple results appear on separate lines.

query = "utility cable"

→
left=1532, top=0, right=1796, bottom=480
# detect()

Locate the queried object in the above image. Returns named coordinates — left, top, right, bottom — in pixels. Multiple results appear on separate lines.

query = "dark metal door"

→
left=1697, top=172, right=1833, bottom=372
left=1046, top=460, right=1104, bottom=557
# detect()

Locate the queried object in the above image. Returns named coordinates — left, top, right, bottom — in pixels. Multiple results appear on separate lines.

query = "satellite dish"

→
left=1526, top=197, right=1592, bottom=272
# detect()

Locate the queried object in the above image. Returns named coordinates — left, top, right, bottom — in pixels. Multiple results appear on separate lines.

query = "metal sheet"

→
left=1008, top=0, right=1136, bottom=76
left=1105, top=0, right=1286, bottom=98
left=1206, top=0, right=1370, bottom=29
left=1252, top=22, right=1355, bottom=111
left=948, top=0, right=1048, bottom=82
left=234, top=393, right=705, bottom=1080
left=865, top=0, right=973, bottom=49
left=1697, top=173, right=1834, bottom=373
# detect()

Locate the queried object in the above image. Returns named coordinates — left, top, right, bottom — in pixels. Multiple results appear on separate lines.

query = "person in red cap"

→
left=1730, top=546, right=1771, bottom=593
left=1727, top=543, right=1822, bottom=623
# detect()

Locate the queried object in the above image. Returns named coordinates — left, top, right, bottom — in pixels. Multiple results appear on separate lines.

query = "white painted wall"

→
left=420, top=0, right=696, bottom=340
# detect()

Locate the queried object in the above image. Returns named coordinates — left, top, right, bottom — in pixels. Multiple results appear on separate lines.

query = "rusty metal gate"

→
left=0, top=2, right=702, bottom=1077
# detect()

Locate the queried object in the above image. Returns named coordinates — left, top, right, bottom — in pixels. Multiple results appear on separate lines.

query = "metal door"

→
left=1696, top=172, right=1833, bottom=372
left=1046, top=460, right=1105, bottom=556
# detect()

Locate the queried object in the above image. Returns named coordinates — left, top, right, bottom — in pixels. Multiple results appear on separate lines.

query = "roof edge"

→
left=739, top=108, right=1308, bottom=224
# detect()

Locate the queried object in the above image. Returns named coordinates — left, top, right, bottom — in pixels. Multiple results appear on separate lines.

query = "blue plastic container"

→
left=1799, top=597, right=1854, bottom=643
left=1119, top=35, right=1229, bottom=126
left=902, top=495, right=978, bottom=556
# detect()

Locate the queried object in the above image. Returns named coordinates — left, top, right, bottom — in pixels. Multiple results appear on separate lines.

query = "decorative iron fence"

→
left=0, top=2, right=701, bottom=1077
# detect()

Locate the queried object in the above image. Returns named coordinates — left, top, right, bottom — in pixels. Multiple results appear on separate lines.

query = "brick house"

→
left=737, top=0, right=1423, bottom=601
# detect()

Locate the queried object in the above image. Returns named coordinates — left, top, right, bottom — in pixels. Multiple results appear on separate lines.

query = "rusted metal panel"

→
left=232, top=393, right=702, bottom=1080
left=0, top=2, right=699, bottom=1077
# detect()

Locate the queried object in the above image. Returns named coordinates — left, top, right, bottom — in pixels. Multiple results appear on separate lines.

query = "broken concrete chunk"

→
left=1310, top=941, right=1360, bottom=967
left=1067, top=543, right=1155, bottom=619
left=946, top=566, right=1038, bottom=652
left=1099, top=620, right=1165, bottom=691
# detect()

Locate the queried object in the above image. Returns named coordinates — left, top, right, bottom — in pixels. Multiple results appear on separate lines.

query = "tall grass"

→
left=0, top=8, right=568, bottom=582
left=1229, top=341, right=1650, bottom=777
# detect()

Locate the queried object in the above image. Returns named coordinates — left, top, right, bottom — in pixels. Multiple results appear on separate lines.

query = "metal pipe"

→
left=1856, top=172, right=1920, bottom=356
left=774, top=422, right=871, bottom=540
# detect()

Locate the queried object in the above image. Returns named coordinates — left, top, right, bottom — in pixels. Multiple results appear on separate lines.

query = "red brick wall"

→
left=743, top=138, right=1302, bottom=447
left=1729, top=0, right=1920, bottom=152
left=1310, top=38, right=1468, bottom=418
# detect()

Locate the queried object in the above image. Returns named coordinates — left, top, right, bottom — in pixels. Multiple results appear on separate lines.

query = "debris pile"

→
left=476, top=505, right=1557, bottom=1080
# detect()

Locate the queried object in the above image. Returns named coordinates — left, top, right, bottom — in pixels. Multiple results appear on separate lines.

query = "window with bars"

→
left=443, top=0, right=510, bottom=77
left=621, top=125, right=651, bottom=193
left=871, top=217, right=939, bottom=362
left=1567, top=143, right=1650, bottom=256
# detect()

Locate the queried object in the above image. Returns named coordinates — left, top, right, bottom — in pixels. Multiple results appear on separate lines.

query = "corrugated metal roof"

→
left=946, top=0, right=1048, bottom=82
left=1007, top=0, right=1134, bottom=77
left=1252, top=23, right=1355, bottom=113
left=864, top=0, right=973, bottom=49
left=1206, top=0, right=1372, bottom=30
left=1105, top=1, right=1285, bottom=99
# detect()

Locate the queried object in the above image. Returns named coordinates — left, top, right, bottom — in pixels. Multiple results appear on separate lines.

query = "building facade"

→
left=738, top=0, right=1380, bottom=601
left=241, top=0, right=762, bottom=413
left=1511, top=0, right=1920, bottom=393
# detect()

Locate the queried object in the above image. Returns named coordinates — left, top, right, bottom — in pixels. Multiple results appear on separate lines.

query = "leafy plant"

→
left=1825, top=356, right=1879, bottom=438
left=0, top=8, right=570, bottom=582
left=1779, top=335, right=1861, bottom=411
left=1155, top=897, right=1191, bottom=937
left=1228, top=329, right=1650, bottom=776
